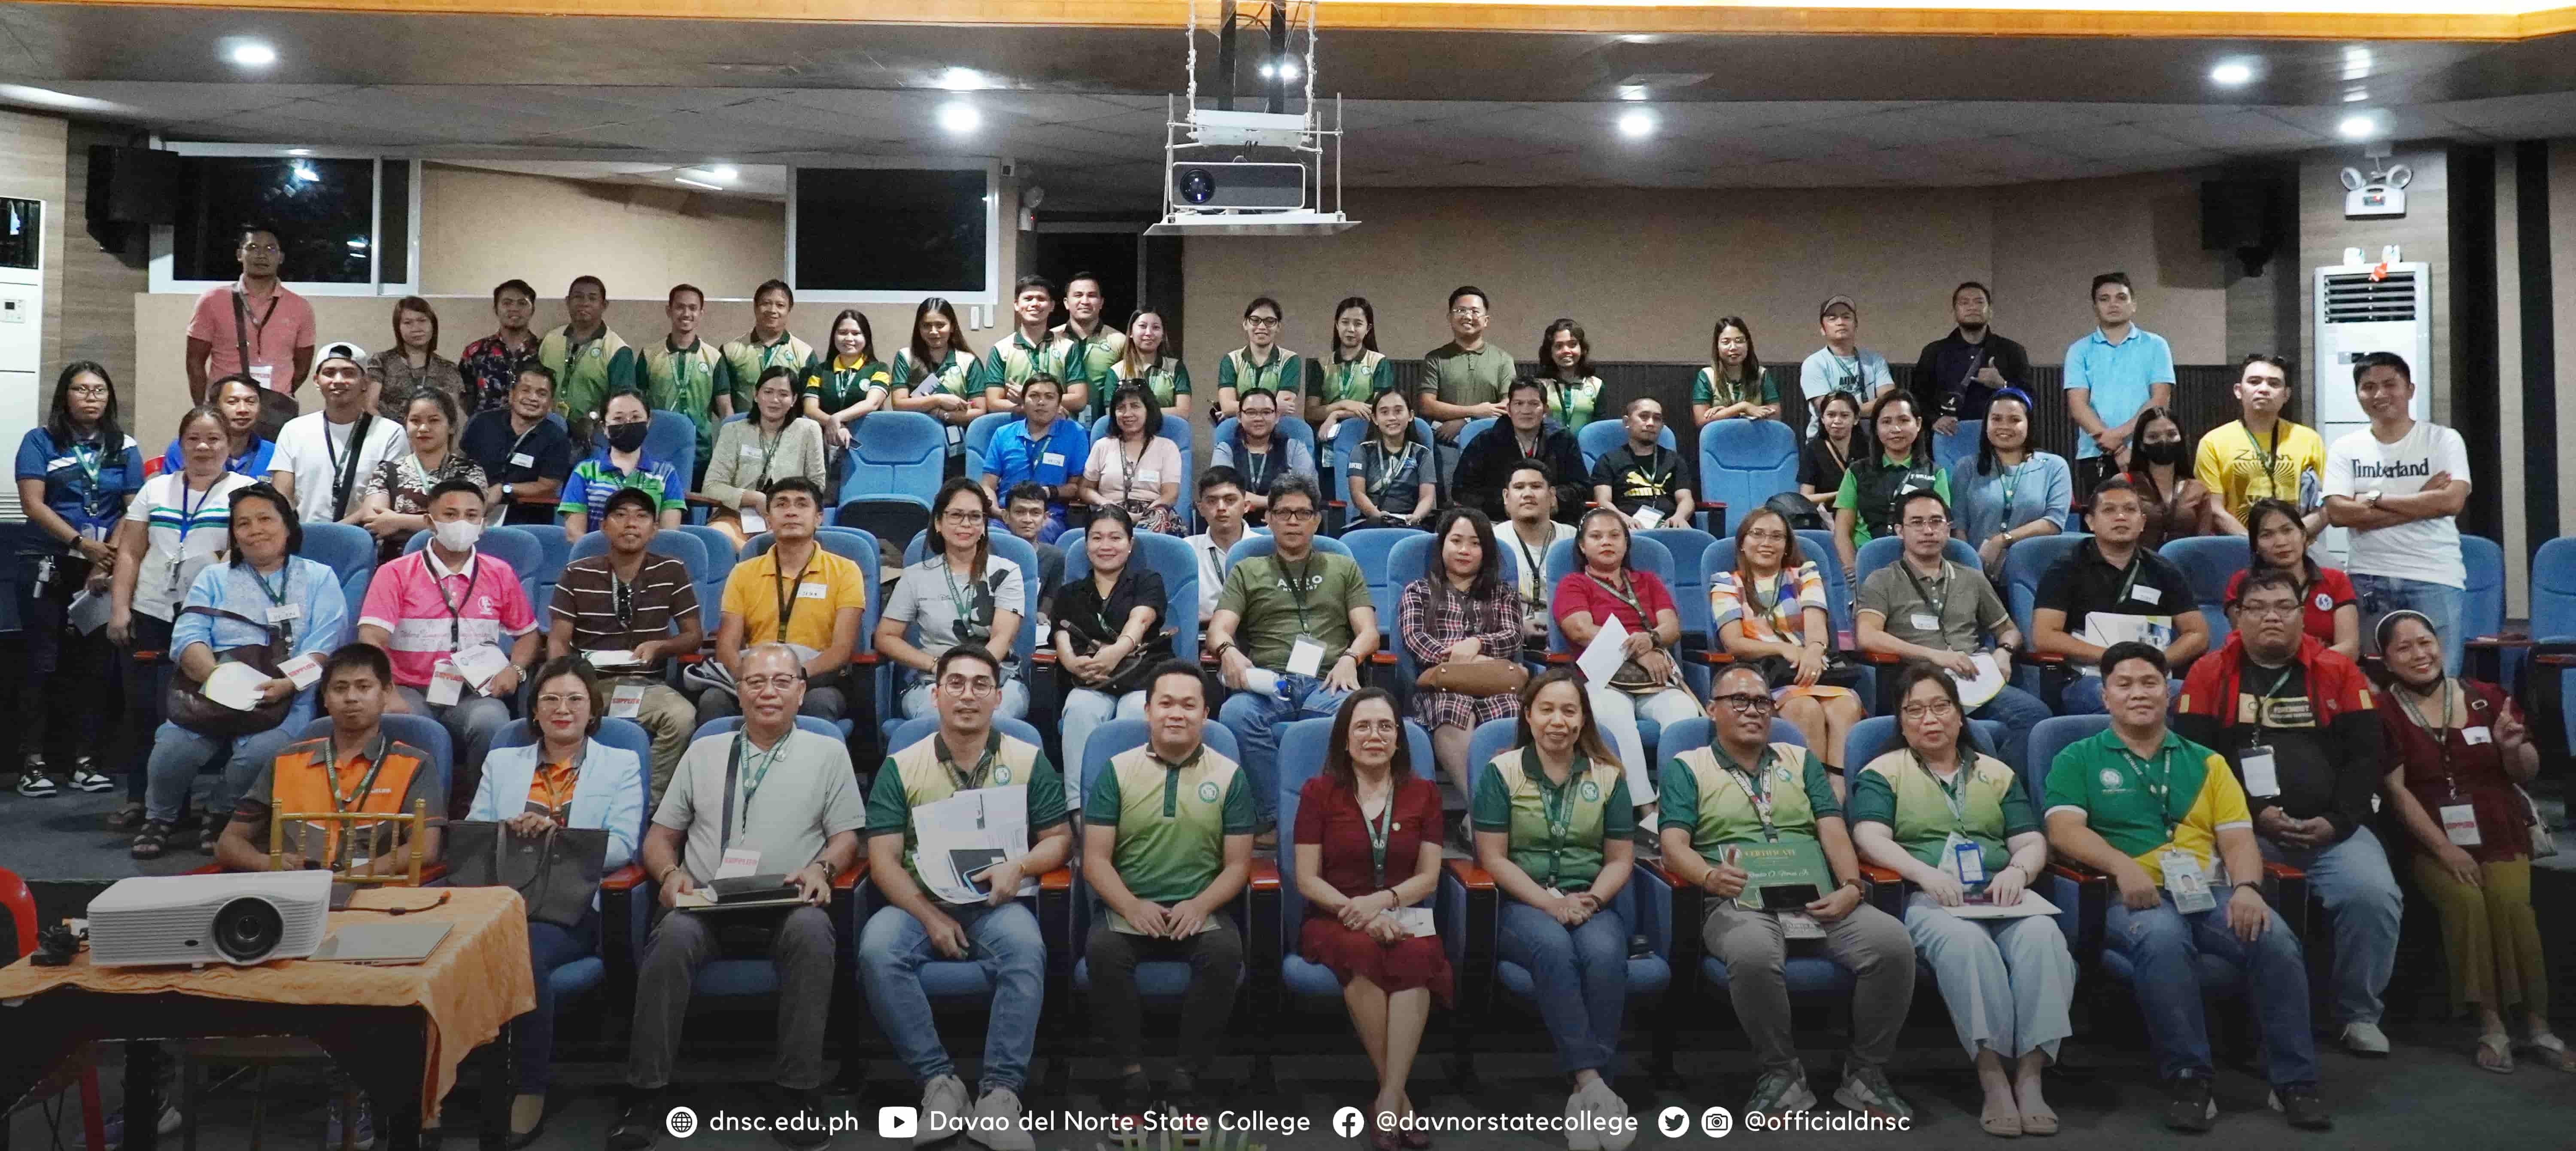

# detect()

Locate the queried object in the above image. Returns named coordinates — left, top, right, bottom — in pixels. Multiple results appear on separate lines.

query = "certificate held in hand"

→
left=1724, top=841, right=1831, bottom=911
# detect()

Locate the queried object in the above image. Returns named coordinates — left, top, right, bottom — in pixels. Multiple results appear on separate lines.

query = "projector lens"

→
left=212, top=897, right=284, bottom=962
left=1179, top=168, right=1216, bottom=205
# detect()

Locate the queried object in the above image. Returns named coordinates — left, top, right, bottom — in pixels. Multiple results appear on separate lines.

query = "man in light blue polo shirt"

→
left=979, top=372, right=1088, bottom=539
left=2062, top=271, right=2176, bottom=473
left=1799, top=294, right=1896, bottom=436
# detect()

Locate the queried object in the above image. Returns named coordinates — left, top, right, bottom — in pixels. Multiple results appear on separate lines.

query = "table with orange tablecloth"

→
left=0, top=886, right=535, bottom=1151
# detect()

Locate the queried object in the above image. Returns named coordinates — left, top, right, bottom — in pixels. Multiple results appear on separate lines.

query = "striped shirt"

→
left=123, top=471, right=257, bottom=621
left=550, top=553, right=701, bottom=658
left=559, top=451, right=683, bottom=521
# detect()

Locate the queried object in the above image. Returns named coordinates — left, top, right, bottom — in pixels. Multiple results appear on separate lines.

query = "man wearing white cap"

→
left=269, top=341, right=406, bottom=526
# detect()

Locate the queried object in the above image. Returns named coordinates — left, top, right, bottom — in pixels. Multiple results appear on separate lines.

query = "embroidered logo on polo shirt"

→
left=994, top=764, right=1013, bottom=785
left=2315, top=593, right=2332, bottom=611
left=2098, top=767, right=2125, bottom=790
left=1197, top=780, right=1220, bottom=803
left=1580, top=780, right=1601, bottom=803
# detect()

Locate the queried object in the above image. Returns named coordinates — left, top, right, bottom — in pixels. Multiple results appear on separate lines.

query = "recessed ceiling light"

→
left=938, top=67, right=986, bottom=91
left=938, top=101, right=981, bottom=134
left=1258, top=62, right=1276, bottom=79
left=2209, top=61, right=2255, bottom=87
left=2337, top=114, right=2378, bottom=140
left=226, top=41, right=276, bottom=68
left=707, top=165, right=738, bottom=181
left=286, top=148, right=312, bottom=156
left=1617, top=85, right=1648, bottom=102
left=674, top=177, right=722, bottom=191
left=2342, top=45, right=2373, bottom=80
left=2343, top=88, right=2369, bottom=103
left=1276, top=61, right=1301, bottom=82
left=1616, top=109, right=1656, bottom=139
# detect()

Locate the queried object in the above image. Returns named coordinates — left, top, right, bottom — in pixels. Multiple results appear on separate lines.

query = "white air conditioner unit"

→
left=88, top=870, right=333, bottom=968
left=2311, top=261, right=2431, bottom=561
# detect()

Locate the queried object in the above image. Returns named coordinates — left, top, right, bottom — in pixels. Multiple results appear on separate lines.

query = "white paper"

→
left=202, top=662, right=271, bottom=711
left=2238, top=748, right=2281, bottom=797
left=715, top=847, right=762, bottom=880
left=1950, top=652, right=2006, bottom=708
left=68, top=590, right=110, bottom=635
left=1575, top=613, right=1633, bottom=687
left=2440, top=803, right=2482, bottom=846
left=450, top=643, right=511, bottom=690
left=1940, top=891, right=2062, bottom=920
left=913, top=786, right=1035, bottom=906
left=1033, top=619, right=1051, bottom=647
left=2077, top=613, right=2172, bottom=671
left=1286, top=636, right=1325, bottom=677
left=280, top=653, right=323, bottom=689
left=1386, top=907, right=1437, bottom=938
left=426, top=665, right=465, bottom=706
left=1630, top=507, right=1663, bottom=530
left=609, top=683, right=646, bottom=719
left=796, top=582, right=827, bottom=600
left=584, top=648, right=644, bottom=670
left=740, top=509, right=766, bottom=535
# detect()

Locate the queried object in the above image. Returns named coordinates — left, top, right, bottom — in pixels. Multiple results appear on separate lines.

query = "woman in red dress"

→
left=1293, top=689, right=1452, bottom=1148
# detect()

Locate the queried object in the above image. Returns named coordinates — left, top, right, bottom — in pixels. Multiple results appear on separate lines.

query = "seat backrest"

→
left=1703, top=531, right=1850, bottom=638
left=1339, top=527, right=1415, bottom=632
left=1211, top=413, right=1317, bottom=461
left=1064, top=529, right=1202, bottom=661
left=297, top=521, right=379, bottom=624
left=1326, top=417, right=1368, bottom=505
left=2021, top=714, right=2112, bottom=818
left=2461, top=534, right=2505, bottom=641
left=1642, top=716, right=1811, bottom=761
left=1577, top=419, right=1674, bottom=473
left=298, top=713, right=454, bottom=815
left=1080, top=719, right=1246, bottom=809
left=484, top=716, right=656, bottom=840
left=840, top=411, right=946, bottom=510
left=404, top=524, right=547, bottom=608
left=644, top=410, right=697, bottom=489
left=1455, top=417, right=1498, bottom=456
left=2531, top=537, right=2576, bottom=640
left=2001, top=533, right=2090, bottom=645
left=1276, top=716, right=1436, bottom=936
left=568, top=528, right=709, bottom=589
left=1696, top=417, right=1799, bottom=537
left=747, top=526, right=882, bottom=641
left=882, top=716, right=1049, bottom=761
left=1090, top=412, right=1191, bottom=455
left=1385, top=530, right=1519, bottom=686
left=1842, top=715, right=2012, bottom=779
left=2160, top=535, right=2248, bottom=648
left=674, top=525, right=737, bottom=618
left=1853, top=535, right=1983, bottom=592
left=1543, top=534, right=1676, bottom=654
left=963, top=411, right=1018, bottom=462
left=688, top=715, right=846, bottom=744
left=1639, top=528, right=1720, bottom=644
left=1931, top=420, right=1981, bottom=475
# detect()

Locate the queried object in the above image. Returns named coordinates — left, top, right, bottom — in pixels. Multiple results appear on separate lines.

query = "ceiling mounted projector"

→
left=88, top=871, right=333, bottom=968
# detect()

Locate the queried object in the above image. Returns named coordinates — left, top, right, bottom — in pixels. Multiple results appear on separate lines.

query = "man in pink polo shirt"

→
left=357, top=478, right=540, bottom=804
left=185, top=223, right=317, bottom=436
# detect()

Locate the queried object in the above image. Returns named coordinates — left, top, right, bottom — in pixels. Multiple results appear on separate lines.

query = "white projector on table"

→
left=88, top=871, right=333, bottom=968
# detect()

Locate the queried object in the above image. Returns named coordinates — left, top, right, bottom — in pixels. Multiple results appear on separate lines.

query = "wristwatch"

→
left=817, top=859, right=838, bottom=882
left=501, top=483, right=516, bottom=499
left=2363, top=490, right=2384, bottom=509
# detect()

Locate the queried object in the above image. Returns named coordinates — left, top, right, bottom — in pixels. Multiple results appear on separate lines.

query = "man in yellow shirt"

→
left=2195, top=354, right=2327, bottom=536
left=695, top=477, right=867, bottom=725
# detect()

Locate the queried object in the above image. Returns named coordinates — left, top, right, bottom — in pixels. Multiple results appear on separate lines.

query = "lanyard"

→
left=2108, top=550, right=2145, bottom=604
left=666, top=341, right=702, bottom=395
left=2392, top=679, right=2460, bottom=796
left=1278, top=554, right=1316, bottom=633
left=535, top=743, right=585, bottom=820
left=1361, top=785, right=1395, bottom=888
left=1520, top=747, right=1583, bottom=888
left=321, top=733, right=392, bottom=814
left=2117, top=743, right=2179, bottom=836
left=174, top=476, right=218, bottom=545
left=1719, top=746, right=1782, bottom=842
left=1900, top=559, right=1952, bottom=623
left=772, top=550, right=817, bottom=643
left=71, top=440, right=103, bottom=487
left=2245, top=421, right=2283, bottom=498
left=323, top=415, right=372, bottom=519
left=940, top=561, right=979, bottom=627
left=1331, top=354, right=1368, bottom=401
left=1586, top=569, right=1648, bottom=632
left=729, top=732, right=788, bottom=840
left=252, top=563, right=295, bottom=643
left=431, top=555, right=482, bottom=650
left=1912, top=750, right=1973, bottom=830
left=1708, top=368, right=1748, bottom=409
left=1997, top=459, right=2025, bottom=514
left=1365, top=441, right=1409, bottom=496
left=2244, top=662, right=2298, bottom=735
left=1115, top=437, right=1150, bottom=502
left=1240, top=443, right=1274, bottom=491
left=1239, top=348, right=1285, bottom=391
left=1833, top=352, right=1864, bottom=393
left=1549, top=378, right=1583, bottom=423
left=506, top=421, right=543, bottom=477
left=1510, top=528, right=1547, bottom=605
left=753, top=425, right=785, bottom=487
left=234, top=284, right=283, bottom=345
left=611, top=567, right=636, bottom=633
left=938, top=730, right=1001, bottom=794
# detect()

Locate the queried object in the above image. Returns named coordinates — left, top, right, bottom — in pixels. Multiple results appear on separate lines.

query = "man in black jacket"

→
left=1454, top=378, right=1586, bottom=524
left=1910, top=282, right=2032, bottom=442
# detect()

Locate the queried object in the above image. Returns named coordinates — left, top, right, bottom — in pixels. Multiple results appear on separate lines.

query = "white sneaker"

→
left=1587, top=1081, right=1635, bottom=1151
left=918, top=1075, right=969, bottom=1147
left=67, top=764, right=115, bottom=793
left=1564, top=1089, right=1601, bottom=1151
left=2341, top=1022, right=2391, bottom=1057
left=969, top=1087, right=1032, bottom=1151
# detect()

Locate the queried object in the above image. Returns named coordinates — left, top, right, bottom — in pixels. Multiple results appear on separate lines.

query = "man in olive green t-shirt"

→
left=1081, top=662, right=1252, bottom=1117
left=1206, top=475, right=1379, bottom=838
left=1416, top=285, right=1516, bottom=485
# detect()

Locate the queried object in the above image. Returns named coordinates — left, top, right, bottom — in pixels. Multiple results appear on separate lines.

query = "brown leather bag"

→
left=1415, top=657, right=1529, bottom=697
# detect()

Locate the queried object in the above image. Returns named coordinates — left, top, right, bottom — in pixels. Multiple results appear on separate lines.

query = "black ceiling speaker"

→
left=2200, top=178, right=2282, bottom=277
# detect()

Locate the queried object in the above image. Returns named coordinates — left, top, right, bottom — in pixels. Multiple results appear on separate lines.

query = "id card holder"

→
left=715, top=847, right=762, bottom=880
left=268, top=603, right=303, bottom=624
left=1945, top=833, right=1987, bottom=886
left=2237, top=745, right=2281, bottom=798
left=2440, top=803, right=2483, bottom=847
left=2160, top=850, right=2216, bottom=913
left=1910, top=612, right=1941, bottom=632
left=610, top=683, right=647, bottom=719
left=427, top=661, right=467, bottom=707
left=796, top=582, right=829, bottom=600
left=509, top=452, right=536, bottom=469
left=1287, top=635, right=1326, bottom=677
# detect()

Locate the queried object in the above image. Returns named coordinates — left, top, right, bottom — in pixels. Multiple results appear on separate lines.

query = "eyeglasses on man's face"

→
left=2238, top=601, right=2302, bottom=621
left=1903, top=516, right=1949, bottom=531
left=740, top=674, right=802, bottom=694
left=1244, top=316, right=1281, bottom=328
left=939, top=675, right=999, bottom=697
left=1270, top=506, right=1318, bottom=523
left=1712, top=693, right=1775, bottom=716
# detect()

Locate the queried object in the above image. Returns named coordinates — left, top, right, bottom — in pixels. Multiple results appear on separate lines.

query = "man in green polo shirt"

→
left=714, top=280, right=814, bottom=419
left=1415, top=285, right=1515, bottom=485
left=1082, top=661, right=1252, bottom=1118
left=982, top=275, right=1062, bottom=417
left=2043, top=642, right=2325, bottom=1133
left=541, top=274, right=637, bottom=437
left=637, top=283, right=724, bottom=484
left=860, top=647, right=1067, bottom=1151
left=1048, top=271, right=1125, bottom=418
left=1657, top=664, right=1916, bottom=1121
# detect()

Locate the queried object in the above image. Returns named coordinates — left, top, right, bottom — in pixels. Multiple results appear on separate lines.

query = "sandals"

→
left=2476, top=1032, right=2515, bottom=1074
left=2524, top=1033, right=2576, bottom=1073
left=106, top=802, right=147, bottom=831
left=1980, top=1096, right=2023, bottom=1138
left=2018, top=1104, right=2059, bottom=1137
left=129, top=820, right=172, bottom=860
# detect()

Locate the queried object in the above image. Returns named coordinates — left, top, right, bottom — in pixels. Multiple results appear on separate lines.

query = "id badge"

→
left=267, top=603, right=303, bottom=624
left=796, top=582, right=828, bottom=600
left=279, top=653, right=323, bottom=690
left=1630, top=507, right=1664, bottom=530
left=2237, top=745, right=2281, bottom=797
left=1910, top=612, right=1941, bottom=632
left=427, top=661, right=466, bottom=706
left=1041, top=451, right=1066, bottom=468
left=2131, top=585, right=2163, bottom=606
left=610, top=683, right=647, bottom=719
left=1286, top=635, right=1326, bottom=677
left=715, top=847, right=761, bottom=880
left=2160, top=850, right=2216, bottom=913
left=1945, top=833, right=1987, bottom=885
left=2440, top=803, right=2483, bottom=847
left=509, top=452, right=536, bottom=469
left=2463, top=726, right=2493, bottom=746
left=249, top=364, right=276, bottom=390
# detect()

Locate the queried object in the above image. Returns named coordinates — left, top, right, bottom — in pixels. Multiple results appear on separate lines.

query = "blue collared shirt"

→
left=15, top=426, right=143, bottom=545
left=161, top=436, right=277, bottom=479
left=982, top=416, right=1091, bottom=504
left=2060, top=326, right=2176, bottom=460
left=171, top=555, right=352, bottom=725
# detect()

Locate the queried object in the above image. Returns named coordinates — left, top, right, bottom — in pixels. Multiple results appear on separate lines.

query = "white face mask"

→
left=432, top=519, right=483, bottom=552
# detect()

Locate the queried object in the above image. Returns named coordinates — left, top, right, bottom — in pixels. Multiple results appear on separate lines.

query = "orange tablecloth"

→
left=0, top=886, right=535, bottom=1111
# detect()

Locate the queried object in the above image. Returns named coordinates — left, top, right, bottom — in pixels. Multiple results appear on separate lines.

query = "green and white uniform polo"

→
left=802, top=352, right=893, bottom=414
left=1539, top=375, right=1605, bottom=429
left=539, top=324, right=637, bottom=426
left=1313, top=350, right=1393, bottom=410
left=864, top=729, right=1067, bottom=892
left=1847, top=749, right=2035, bottom=873
left=1084, top=744, right=1255, bottom=917
left=1691, top=366, right=1781, bottom=411
left=979, top=329, right=1069, bottom=405
left=1216, top=347, right=1302, bottom=402
left=1470, top=748, right=1634, bottom=890
left=1049, top=322, right=1127, bottom=405
left=1657, top=742, right=1841, bottom=864
left=1111, top=354, right=1193, bottom=410
left=716, top=331, right=814, bottom=413
left=893, top=346, right=989, bottom=399
left=637, top=335, right=724, bottom=472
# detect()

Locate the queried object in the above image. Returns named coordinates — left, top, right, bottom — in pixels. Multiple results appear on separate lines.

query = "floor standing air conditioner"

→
left=2312, top=262, right=2431, bottom=561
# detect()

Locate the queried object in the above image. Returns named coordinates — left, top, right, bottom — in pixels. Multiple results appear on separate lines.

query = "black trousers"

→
left=1085, top=919, right=1244, bottom=1068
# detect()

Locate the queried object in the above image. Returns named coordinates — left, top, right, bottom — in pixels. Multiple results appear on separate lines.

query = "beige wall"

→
left=0, top=109, right=70, bottom=375
left=419, top=164, right=788, bottom=299
left=1181, top=174, right=2231, bottom=378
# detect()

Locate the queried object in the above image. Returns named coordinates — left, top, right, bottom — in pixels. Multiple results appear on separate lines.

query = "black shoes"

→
left=2164, top=1074, right=2215, bottom=1133
left=2269, top=1085, right=2333, bottom=1131
left=606, top=1090, right=671, bottom=1151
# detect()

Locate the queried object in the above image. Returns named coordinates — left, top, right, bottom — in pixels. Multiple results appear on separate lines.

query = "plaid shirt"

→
left=1397, top=576, right=1524, bottom=729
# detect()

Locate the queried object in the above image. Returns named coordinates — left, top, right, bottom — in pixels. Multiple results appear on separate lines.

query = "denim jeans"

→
left=519, top=916, right=598, bottom=1092
left=2104, top=892, right=2317, bottom=1086
left=2258, top=825, right=2402, bottom=1027
left=1970, top=685, right=2053, bottom=771
left=1218, top=673, right=1352, bottom=825
left=857, top=901, right=1047, bottom=1093
left=2352, top=573, right=2465, bottom=675
left=2059, top=673, right=2177, bottom=716
left=143, top=713, right=313, bottom=823
left=1498, top=900, right=1629, bottom=1077
left=1060, top=688, right=1145, bottom=808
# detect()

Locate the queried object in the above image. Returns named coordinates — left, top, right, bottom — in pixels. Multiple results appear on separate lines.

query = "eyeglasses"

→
left=534, top=693, right=589, bottom=710
left=1903, top=517, right=1950, bottom=530
left=1270, top=507, right=1318, bottom=522
left=1742, top=529, right=1789, bottom=544
left=67, top=385, right=111, bottom=399
left=1449, top=308, right=1488, bottom=319
left=939, top=509, right=987, bottom=525
left=1712, top=694, right=1776, bottom=716
left=739, top=674, right=803, bottom=694
left=1244, top=316, right=1281, bottom=328
left=2238, top=603, right=2302, bottom=620
left=238, top=244, right=282, bottom=256
left=1902, top=700, right=1958, bottom=720
left=940, top=677, right=999, bottom=697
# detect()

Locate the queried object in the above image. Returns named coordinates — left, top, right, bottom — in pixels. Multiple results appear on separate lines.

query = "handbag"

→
left=444, top=819, right=611, bottom=929
left=1067, top=626, right=1171, bottom=696
left=1416, top=657, right=1528, bottom=696
left=163, top=605, right=295, bottom=738
left=1123, top=499, right=1183, bottom=536
left=2518, top=785, right=2558, bottom=859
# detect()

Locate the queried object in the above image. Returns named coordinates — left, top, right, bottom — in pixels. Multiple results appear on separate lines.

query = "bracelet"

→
left=2233, top=880, right=2261, bottom=892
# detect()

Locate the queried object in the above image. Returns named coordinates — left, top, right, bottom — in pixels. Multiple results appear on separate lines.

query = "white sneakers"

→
left=1587, top=1080, right=1636, bottom=1151
left=1561, top=1080, right=1633, bottom=1151
left=918, top=1075, right=968, bottom=1148
left=969, top=1087, right=1031, bottom=1151
left=2341, top=1022, right=2392, bottom=1057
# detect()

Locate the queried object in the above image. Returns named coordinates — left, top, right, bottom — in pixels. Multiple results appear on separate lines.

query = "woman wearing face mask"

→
left=1833, top=393, right=1947, bottom=583
left=1947, top=389, right=2069, bottom=578
left=705, top=366, right=828, bottom=550
left=801, top=309, right=891, bottom=452
left=1798, top=391, right=1863, bottom=508
left=109, top=405, right=258, bottom=834
left=2119, top=405, right=2213, bottom=549
left=1110, top=307, right=1192, bottom=418
left=559, top=390, right=683, bottom=539
left=161, top=374, right=276, bottom=478
left=2225, top=497, right=2359, bottom=661
left=358, top=388, right=487, bottom=561
left=368, top=296, right=465, bottom=423
left=1345, top=389, right=1436, bottom=530
left=2373, top=610, right=2569, bottom=1074
left=137, top=484, right=348, bottom=857
left=14, top=362, right=144, bottom=798
left=1053, top=506, right=1169, bottom=801
left=1311, top=297, right=1391, bottom=443
left=1538, top=319, right=1609, bottom=431
left=1692, top=316, right=1783, bottom=426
